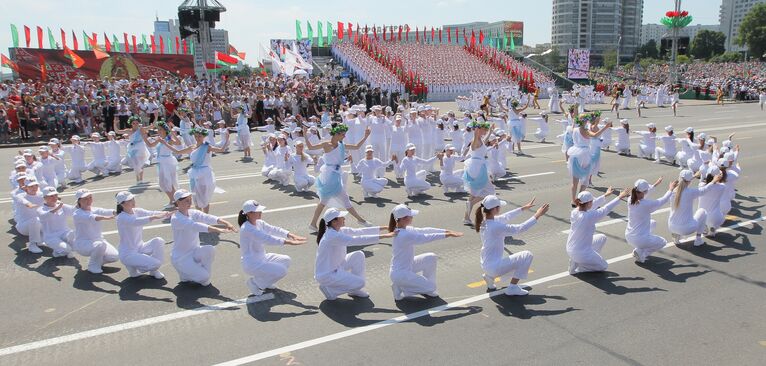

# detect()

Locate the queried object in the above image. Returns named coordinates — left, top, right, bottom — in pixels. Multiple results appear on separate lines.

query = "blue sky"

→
left=1, top=0, right=722, bottom=63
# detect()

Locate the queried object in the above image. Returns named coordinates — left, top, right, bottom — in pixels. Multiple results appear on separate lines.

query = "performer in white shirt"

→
left=625, top=178, right=674, bottom=263
left=72, top=189, right=119, bottom=274
left=115, top=191, right=172, bottom=279
left=668, top=170, right=720, bottom=246
left=36, top=187, right=76, bottom=258
left=355, top=145, right=393, bottom=198
left=655, top=126, right=678, bottom=165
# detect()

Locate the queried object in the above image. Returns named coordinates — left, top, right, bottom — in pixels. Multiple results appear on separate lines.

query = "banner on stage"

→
left=9, top=48, right=194, bottom=80
left=567, top=48, right=590, bottom=79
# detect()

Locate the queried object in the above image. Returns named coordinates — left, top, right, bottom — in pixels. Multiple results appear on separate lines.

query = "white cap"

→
left=115, top=191, right=135, bottom=204
left=25, top=179, right=39, bottom=187
left=294, top=140, right=304, bottom=146
left=722, top=140, right=732, bottom=148
left=91, top=132, right=101, bottom=138
left=717, top=158, right=729, bottom=168
left=707, top=165, right=721, bottom=176
left=14, top=162, right=25, bottom=169
left=481, top=195, right=507, bottom=210
left=49, top=138, right=60, bottom=144
left=724, top=152, right=736, bottom=162
left=71, top=135, right=80, bottom=140
left=38, top=146, right=49, bottom=152
left=392, top=204, right=419, bottom=220
left=698, top=132, right=707, bottom=140
left=445, top=144, right=456, bottom=151
left=322, top=208, right=348, bottom=222
left=619, top=119, right=629, bottom=125
left=74, top=189, right=92, bottom=200
left=365, top=144, right=374, bottom=152
left=487, top=134, right=498, bottom=142
left=646, top=123, right=656, bottom=129
left=14, top=172, right=26, bottom=181
left=107, top=131, right=116, bottom=136
left=576, top=191, right=594, bottom=203
left=173, top=189, right=192, bottom=202
left=242, top=199, right=266, bottom=213
left=679, top=170, right=694, bottom=182
left=405, top=143, right=416, bottom=151
left=634, top=179, right=651, bottom=193
left=42, top=186, right=58, bottom=197
left=684, top=127, right=694, bottom=133
left=664, top=125, right=673, bottom=132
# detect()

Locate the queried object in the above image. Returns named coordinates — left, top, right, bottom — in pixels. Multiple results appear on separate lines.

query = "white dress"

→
left=316, top=142, right=352, bottom=209
left=439, top=155, right=464, bottom=192
left=123, top=130, right=150, bottom=172
left=567, top=128, right=591, bottom=181
left=463, top=144, right=495, bottom=197
left=188, top=143, right=219, bottom=208
left=155, top=138, right=179, bottom=193
left=289, top=154, right=316, bottom=192
left=236, top=113, right=252, bottom=148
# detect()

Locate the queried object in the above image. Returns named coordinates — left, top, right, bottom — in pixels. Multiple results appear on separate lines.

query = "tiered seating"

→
left=332, top=42, right=403, bottom=93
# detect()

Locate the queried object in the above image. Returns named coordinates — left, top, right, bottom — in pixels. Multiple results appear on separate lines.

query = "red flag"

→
left=150, top=35, right=156, bottom=53
left=215, top=51, right=238, bottom=65
left=60, top=29, right=67, bottom=49
left=347, top=22, right=352, bottom=40
left=175, top=36, right=180, bottom=54
left=382, top=26, right=386, bottom=41
left=39, top=54, right=46, bottom=80
left=89, top=37, right=110, bottom=59
left=159, top=36, right=164, bottom=54
left=228, top=45, right=246, bottom=59
left=400, top=25, right=404, bottom=42
left=364, top=24, right=368, bottom=35
left=447, top=27, right=451, bottom=43
left=470, top=30, right=476, bottom=48
left=1, top=54, right=19, bottom=72
left=104, top=35, right=111, bottom=52
left=72, top=31, right=78, bottom=50
left=24, top=26, right=31, bottom=47
left=182, top=38, right=188, bottom=54
left=132, top=35, right=137, bottom=53
left=479, top=30, right=484, bottom=44
left=63, top=46, right=84, bottom=68
left=124, top=33, right=129, bottom=53
left=431, top=27, right=435, bottom=42
left=337, top=21, right=344, bottom=39
left=373, top=25, right=377, bottom=40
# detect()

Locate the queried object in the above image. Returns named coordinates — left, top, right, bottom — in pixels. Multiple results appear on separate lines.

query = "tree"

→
left=737, top=3, right=766, bottom=59
left=637, top=39, right=659, bottom=59
left=543, top=46, right=562, bottom=72
left=710, top=51, right=742, bottom=63
left=603, top=49, right=618, bottom=71
left=676, top=54, right=691, bottom=64
left=690, top=30, right=726, bottom=60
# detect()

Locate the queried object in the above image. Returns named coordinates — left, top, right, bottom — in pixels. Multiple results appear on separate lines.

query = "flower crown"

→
left=128, top=116, right=141, bottom=124
left=178, top=108, right=191, bottom=114
left=155, top=120, right=170, bottom=133
left=574, top=111, right=603, bottom=126
left=330, top=124, right=349, bottom=136
left=468, top=121, right=491, bottom=130
left=511, top=100, right=519, bottom=108
left=188, top=127, right=209, bottom=136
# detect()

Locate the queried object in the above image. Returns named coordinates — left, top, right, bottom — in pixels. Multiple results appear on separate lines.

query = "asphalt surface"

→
left=1, top=101, right=764, bottom=366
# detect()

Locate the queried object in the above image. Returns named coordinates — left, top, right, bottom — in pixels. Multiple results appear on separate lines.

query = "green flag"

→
left=83, top=31, right=91, bottom=50
left=295, top=20, right=302, bottom=40
left=141, top=34, right=147, bottom=52
left=10, top=24, right=19, bottom=47
left=113, top=35, right=120, bottom=52
left=503, top=35, right=508, bottom=50
left=47, top=28, right=56, bottom=49
left=327, top=21, right=332, bottom=45
left=190, top=39, right=195, bottom=55
left=307, top=20, right=313, bottom=42
left=510, top=35, right=515, bottom=51
left=317, top=21, right=324, bottom=47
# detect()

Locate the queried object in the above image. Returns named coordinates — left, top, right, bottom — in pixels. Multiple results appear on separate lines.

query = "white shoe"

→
left=693, top=235, right=704, bottom=247
left=319, top=285, right=336, bottom=300
left=632, top=249, right=645, bottom=263
left=463, top=219, right=473, bottom=225
left=568, top=259, right=577, bottom=275
left=707, top=227, right=716, bottom=237
left=87, top=266, right=103, bottom=274
left=308, top=224, right=319, bottom=232
left=672, top=233, right=681, bottom=245
left=483, top=274, right=496, bottom=290
left=27, top=242, right=43, bottom=254
left=127, top=267, right=141, bottom=277
left=348, top=290, right=369, bottom=298
left=247, top=278, right=263, bottom=296
left=423, top=291, right=440, bottom=298
left=504, top=284, right=529, bottom=296
left=150, top=270, right=165, bottom=280
left=392, top=284, right=404, bottom=301
left=653, top=160, right=661, bottom=164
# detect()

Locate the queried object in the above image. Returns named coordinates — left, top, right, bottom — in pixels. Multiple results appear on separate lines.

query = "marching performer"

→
left=625, top=178, right=675, bottom=263
left=238, top=200, right=307, bottom=296
left=315, top=208, right=395, bottom=300
left=14, top=179, right=44, bottom=254
left=389, top=204, right=463, bottom=300
left=115, top=191, right=172, bottom=279
left=475, top=195, right=548, bottom=295
left=170, top=189, right=236, bottom=286
left=72, top=189, right=119, bottom=274
left=655, top=126, right=678, bottom=164
left=566, top=187, right=630, bottom=274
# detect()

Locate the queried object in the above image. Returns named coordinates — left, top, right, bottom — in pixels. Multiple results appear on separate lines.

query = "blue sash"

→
left=462, top=158, right=489, bottom=192
left=571, top=157, right=590, bottom=179
left=189, top=143, right=209, bottom=191
left=316, top=142, right=345, bottom=200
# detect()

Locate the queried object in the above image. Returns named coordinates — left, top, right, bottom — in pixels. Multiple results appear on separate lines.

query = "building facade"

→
left=720, top=0, right=766, bottom=52
left=440, top=21, right=524, bottom=47
left=551, top=0, right=643, bottom=60
left=153, top=18, right=230, bottom=76
left=641, top=24, right=721, bottom=46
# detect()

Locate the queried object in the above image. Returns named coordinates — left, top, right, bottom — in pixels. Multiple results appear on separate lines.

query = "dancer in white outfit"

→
left=697, top=166, right=727, bottom=236
left=14, top=179, right=44, bottom=253
left=438, top=144, right=464, bottom=193
left=388, top=204, right=463, bottom=300
left=612, top=119, right=631, bottom=155
left=675, top=127, right=696, bottom=169
left=635, top=123, right=657, bottom=159
left=115, top=191, right=172, bottom=279
left=104, top=132, right=125, bottom=174
left=566, top=188, right=630, bottom=274
left=534, top=112, right=550, bottom=142
left=625, top=178, right=675, bottom=263
left=238, top=200, right=307, bottom=296
left=84, top=133, right=108, bottom=176
left=48, top=138, right=68, bottom=188
left=505, top=99, right=529, bottom=154
left=116, top=117, right=150, bottom=184
left=462, top=121, right=496, bottom=224
left=289, top=141, right=316, bottom=192
left=475, top=195, right=549, bottom=295
left=314, top=208, right=395, bottom=300
left=303, top=123, right=374, bottom=231
left=232, top=106, right=252, bottom=159
left=356, top=145, right=393, bottom=198
left=63, top=135, right=88, bottom=183
left=72, top=189, right=119, bottom=273
left=668, top=170, right=721, bottom=246
left=567, top=112, right=611, bottom=205
left=655, top=126, right=678, bottom=165
left=143, top=121, right=180, bottom=206
left=36, top=187, right=75, bottom=258
left=170, top=190, right=236, bottom=286
left=399, top=143, right=438, bottom=197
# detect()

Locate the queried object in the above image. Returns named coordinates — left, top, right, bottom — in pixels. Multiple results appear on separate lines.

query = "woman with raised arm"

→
left=668, top=170, right=721, bottom=246
left=303, top=123, right=374, bottom=232
left=462, top=120, right=496, bottom=225
left=143, top=120, right=181, bottom=208
left=567, top=112, right=612, bottom=206
left=625, top=177, right=675, bottom=263
left=72, top=189, right=119, bottom=274
left=115, top=116, right=150, bottom=184
left=115, top=191, right=172, bottom=279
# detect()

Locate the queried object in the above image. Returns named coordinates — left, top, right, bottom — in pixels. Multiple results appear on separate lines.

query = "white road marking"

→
left=561, top=207, right=671, bottom=234
left=496, top=171, right=555, bottom=181
left=1, top=216, right=761, bottom=359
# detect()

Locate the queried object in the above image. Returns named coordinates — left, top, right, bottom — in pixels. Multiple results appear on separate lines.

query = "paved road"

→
left=1, top=102, right=764, bottom=365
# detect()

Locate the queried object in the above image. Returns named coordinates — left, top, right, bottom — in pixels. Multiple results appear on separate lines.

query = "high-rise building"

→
left=551, top=0, right=644, bottom=61
left=641, top=24, right=721, bottom=46
left=720, top=0, right=766, bottom=52
left=153, top=17, right=230, bottom=76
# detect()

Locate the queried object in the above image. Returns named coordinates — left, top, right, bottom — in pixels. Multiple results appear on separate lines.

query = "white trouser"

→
left=534, top=129, right=548, bottom=141
left=243, top=253, right=291, bottom=290
left=41, top=173, right=58, bottom=189
left=638, top=144, right=654, bottom=158
left=67, top=164, right=87, bottom=182
left=361, top=177, right=387, bottom=195
left=74, top=238, right=119, bottom=272
left=405, top=171, right=430, bottom=194
left=120, top=237, right=165, bottom=276
left=483, top=250, right=533, bottom=280
left=626, top=220, right=666, bottom=261
left=390, top=253, right=438, bottom=296
left=669, top=209, right=707, bottom=236
left=371, top=139, right=388, bottom=176
left=267, top=168, right=291, bottom=185
left=316, top=251, right=365, bottom=298
left=172, top=245, right=215, bottom=285
left=16, top=218, right=42, bottom=243
left=87, top=159, right=107, bottom=175
left=390, top=147, right=406, bottom=178
left=294, top=174, right=316, bottom=192
left=569, top=234, right=608, bottom=272
left=705, top=207, right=725, bottom=230
left=655, top=147, right=676, bottom=163
left=106, top=157, right=122, bottom=173
left=43, top=229, right=75, bottom=257
left=350, top=149, right=362, bottom=173
left=440, top=170, right=464, bottom=191
left=55, top=167, right=67, bottom=186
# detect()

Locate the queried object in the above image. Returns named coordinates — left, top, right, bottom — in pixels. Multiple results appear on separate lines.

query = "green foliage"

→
left=710, top=52, right=743, bottom=63
left=676, top=54, right=691, bottom=64
left=736, top=3, right=766, bottom=59
left=602, top=49, right=618, bottom=71
left=690, top=30, right=726, bottom=60
left=637, top=40, right=659, bottom=59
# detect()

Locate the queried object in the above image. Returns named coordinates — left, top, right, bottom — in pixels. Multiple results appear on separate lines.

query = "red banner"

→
left=10, top=48, right=194, bottom=80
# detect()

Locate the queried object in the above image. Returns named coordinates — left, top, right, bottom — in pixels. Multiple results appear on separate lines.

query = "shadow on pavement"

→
left=490, top=293, right=578, bottom=319
left=319, top=297, right=397, bottom=326
left=118, top=276, right=174, bottom=303
left=72, top=267, right=122, bottom=294
left=636, top=256, right=711, bottom=283
left=247, top=289, right=319, bottom=322
left=172, top=282, right=234, bottom=310
left=572, top=271, right=667, bottom=295
left=394, top=296, right=482, bottom=327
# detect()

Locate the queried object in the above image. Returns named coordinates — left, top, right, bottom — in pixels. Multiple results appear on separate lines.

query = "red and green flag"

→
left=215, top=51, right=238, bottom=66
left=1, top=54, right=19, bottom=72
left=228, top=44, right=246, bottom=60
left=63, top=46, right=84, bottom=68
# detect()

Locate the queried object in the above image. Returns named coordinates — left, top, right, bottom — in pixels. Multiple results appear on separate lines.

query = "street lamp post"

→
left=670, top=0, right=681, bottom=84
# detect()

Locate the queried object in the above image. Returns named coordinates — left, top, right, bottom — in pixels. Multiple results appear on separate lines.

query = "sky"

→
left=0, top=0, right=723, bottom=63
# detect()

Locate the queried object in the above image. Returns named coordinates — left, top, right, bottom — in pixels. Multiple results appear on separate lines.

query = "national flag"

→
left=89, top=38, right=110, bottom=59
left=317, top=21, right=324, bottom=47
left=175, top=36, right=180, bottom=54
left=337, top=21, right=343, bottom=40
left=1, top=54, right=19, bottom=72
left=24, top=25, right=31, bottom=47
left=479, top=30, right=484, bottom=44
left=326, top=21, right=332, bottom=45
left=61, top=29, right=67, bottom=49
left=190, top=39, right=194, bottom=55
left=228, top=45, right=246, bottom=60
left=348, top=22, right=353, bottom=40
left=141, top=34, right=147, bottom=52
left=159, top=36, right=164, bottom=54
left=92, top=33, right=97, bottom=46
left=182, top=38, right=187, bottom=54
left=150, top=35, right=156, bottom=53
left=47, top=28, right=56, bottom=48
left=307, top=21, right=313, bottom=41
left=36, top=26, right=43, bottom=48
left=72, top=31, right=78, bottom=50
left=124, top=33, right=129, bottom=53
left=510, top=35, right=515, bottom=51
left=63, top=46, right=84, bottom=68
left=132, top=35, right=137, bottom=53
left=258, top=61, right=268, bottom=76
left=215, top=51, right=238, bottom=65
left=295, top=20, right=302, bottom=40
left=431, top=27, right=435, bottom=43
left=447, top=27, right=451, bottom=43
left=39, top=54, right=47, bottom=80
left=113, top=35, right=120, bottom=52
left=503, top=34, right=508, bottom=50
left=104, top=35, right=112, bottom=52
left=10, top=24, right=19, bottom=48
left=82, top=31, right=90, bottom=50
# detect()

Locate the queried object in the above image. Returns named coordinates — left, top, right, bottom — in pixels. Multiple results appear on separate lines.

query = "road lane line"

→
left=497, top=172, right=555, bottom=181
left=2, top=216, right=760, bottom=359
